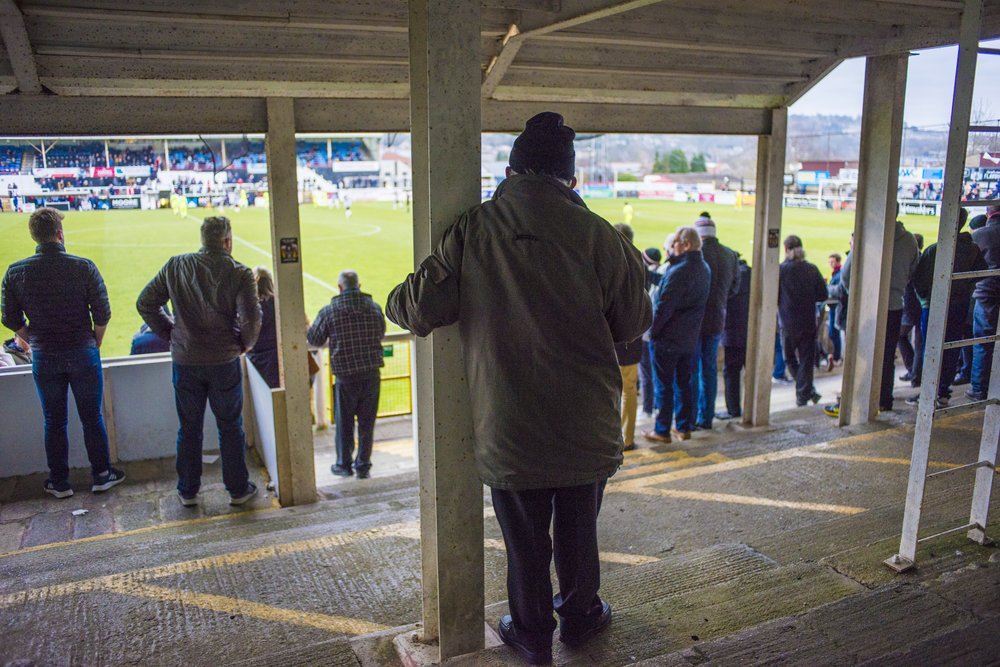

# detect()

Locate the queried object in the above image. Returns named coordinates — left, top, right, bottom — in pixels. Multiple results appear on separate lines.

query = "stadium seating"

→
left=0, top=146, right=21, bottom=174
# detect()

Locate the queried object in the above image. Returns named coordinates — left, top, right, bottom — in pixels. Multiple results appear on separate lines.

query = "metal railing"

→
left=315, top=330, right=415, bottom=424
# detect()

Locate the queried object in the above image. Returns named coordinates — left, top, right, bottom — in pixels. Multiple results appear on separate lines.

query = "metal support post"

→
left=408, top=0, right=484, bottom=659
left=743, top=108, right=786, bottom=426
left=840, top=54, right=908, bottom=426
left=888, top=0, right=982, bottom=570
left=265, top=97, right=317, bottom=507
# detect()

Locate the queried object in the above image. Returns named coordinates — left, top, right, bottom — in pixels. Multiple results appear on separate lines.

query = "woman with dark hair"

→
left=247, top=266, right=279, bottom=388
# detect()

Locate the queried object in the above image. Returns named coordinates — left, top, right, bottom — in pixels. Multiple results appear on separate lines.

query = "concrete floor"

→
left=1, top=365, right=998, bottom=666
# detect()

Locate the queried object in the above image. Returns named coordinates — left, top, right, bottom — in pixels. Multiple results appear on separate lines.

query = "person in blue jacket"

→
left=643, top=226, right=711, bottom=443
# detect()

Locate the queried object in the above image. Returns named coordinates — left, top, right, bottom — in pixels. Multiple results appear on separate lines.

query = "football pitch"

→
left=0, top=199, right=944, bottom=358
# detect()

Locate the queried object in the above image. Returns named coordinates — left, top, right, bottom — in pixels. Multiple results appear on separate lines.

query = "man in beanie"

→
left=387, top=111, right=650, bottom=664
left=689, top=211, right=739, bottom=429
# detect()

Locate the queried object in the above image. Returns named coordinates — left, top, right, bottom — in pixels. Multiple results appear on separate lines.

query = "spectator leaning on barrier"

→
left=137, top=216, right=262, bottom=508
left=306, top=270, right=385, bottom=480
left=1, top=207, right=124, bottom=499
left=386, top=111, right=650, bottom=665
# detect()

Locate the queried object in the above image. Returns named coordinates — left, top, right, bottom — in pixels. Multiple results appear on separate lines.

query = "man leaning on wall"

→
left=386, top=112, right=651, bottom=665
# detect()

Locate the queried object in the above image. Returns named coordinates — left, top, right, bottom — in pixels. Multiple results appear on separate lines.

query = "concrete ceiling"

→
left=2, top=0, right=999, bottom=134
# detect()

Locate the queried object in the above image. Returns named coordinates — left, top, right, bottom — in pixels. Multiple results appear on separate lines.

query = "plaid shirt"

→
left=307, top=289, right=385, bottom=377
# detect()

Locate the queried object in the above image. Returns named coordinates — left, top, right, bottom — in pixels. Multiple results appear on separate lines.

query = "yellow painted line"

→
left=483, top=538, right=658, bottom=566
left=608, top=439, right=854, bottom=493
left=791, top=452, right=963, bottom=469
left=102, top=581, right=388, bottom=635
left=632, top=487, right=866, bottom=515
left=615, top=451, right=730, bottom=480
left=0, top=501, right=283, bottom=560
left=0, top=519, right=420, bottom=608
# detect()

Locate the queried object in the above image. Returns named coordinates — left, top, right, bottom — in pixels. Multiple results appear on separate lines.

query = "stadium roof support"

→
left=0, top=0, right=42, bottom=94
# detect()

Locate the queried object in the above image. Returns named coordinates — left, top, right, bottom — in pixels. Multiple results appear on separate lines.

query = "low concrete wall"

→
left=0, top=353, right=213, bottom=477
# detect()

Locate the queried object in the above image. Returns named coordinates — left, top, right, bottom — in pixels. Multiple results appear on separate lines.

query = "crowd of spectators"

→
left=0, top=145, right=21, bottom=174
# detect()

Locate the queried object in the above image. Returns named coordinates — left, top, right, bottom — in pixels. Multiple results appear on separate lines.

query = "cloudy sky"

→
left=790, top=39, right=1000, bottom=128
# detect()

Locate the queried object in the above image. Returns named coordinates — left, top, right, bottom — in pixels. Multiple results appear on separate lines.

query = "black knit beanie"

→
left=508, top=112, right=576, bottom=180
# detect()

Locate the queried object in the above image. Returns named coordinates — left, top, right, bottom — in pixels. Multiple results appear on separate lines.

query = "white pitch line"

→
left=184, top=214, right=337, bottom=292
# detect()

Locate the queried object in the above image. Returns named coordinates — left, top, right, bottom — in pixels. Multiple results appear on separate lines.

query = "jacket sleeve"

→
left=0, top=269, right=25, bottom=334
left=603, top=235, right=653, bottom=344
left=306, top=308, right=330, bottom=347
left=235, top=267, right=262, bottom=352
left=727, top=253, right=741, bottom=300
left=136, top=263, right=174, bottom=339
left=385, top=217, right=464, bottom=337
left=813, top=266, right=830, bottom=302
left=86, top=262, right=112, bottom=327
left=651, top=270, right=684, bottom=340
left=913, top=246, right=935, bottom=300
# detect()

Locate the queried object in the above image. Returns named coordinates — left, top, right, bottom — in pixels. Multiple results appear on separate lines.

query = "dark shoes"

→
left=498, top=615, right=552, bottom=665
left=954, top=374, right=971, bottom=386
left=966, top=389, right=987, bottom=401
left=229, top=482, right=258, bottom=506
left=44, top=480, right=74, bottom=499
left=796, top=392, right=821, bottom=407
left=560, top=601, right=612, bottom=647
left=331, top=464, right=353, bottom=477
left=356, top=468, right=371, bottom=479
left=92, top=467, right=126, bottom=493
left=716, top=411, right=740, bottom=421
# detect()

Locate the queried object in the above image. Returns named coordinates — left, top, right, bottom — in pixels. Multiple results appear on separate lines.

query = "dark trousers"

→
left=972, top=300, right=999, bottom=395
left=723, top=345, right=746, bottom=417
left=781, top=328, right=817, bottom=404
left=880, top=309, right=904, bottom=410
left=173, top=359, right=250, bottom=496
left=638, top=341, right=654, bottom=415
left=651, top=342, right=694, bottom=435
left=334, top=369, right=381, bottom=472
left=31, top=346, right=111, bottom=485
left=691, top=333, right=721, bottom=426
left=490, top=481, right=607, bottom=641
left=918, top=304, right=966, bottom=399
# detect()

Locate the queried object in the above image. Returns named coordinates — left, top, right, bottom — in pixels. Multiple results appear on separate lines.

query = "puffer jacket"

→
left=386, top=174, right=651, bottom=490
left=137, top=246, right=261, bottom=365
left=1, top=242, right=110, bottom=352
left=913, top=232, right=986, bottom=310
left=650, top=250, right=711, bottom=351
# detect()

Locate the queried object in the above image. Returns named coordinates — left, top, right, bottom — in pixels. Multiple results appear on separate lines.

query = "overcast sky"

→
left=790, top=39, right=1000, bottom=128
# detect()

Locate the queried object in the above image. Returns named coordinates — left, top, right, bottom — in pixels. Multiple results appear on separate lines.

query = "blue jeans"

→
left=827, top=305, right=842, bottom=361
left=772, top=332, right=786, bottom=379
left=972, top=300, right=999, bottom=395
left=31, top=346, right=111, bottom=485
left=652, top=343, right=694, bottom=434
left=691, top=333, right=721, bottom=426
left=172, top=359, right=250, bottom=496
left=334, top=369, right=381, bottom=472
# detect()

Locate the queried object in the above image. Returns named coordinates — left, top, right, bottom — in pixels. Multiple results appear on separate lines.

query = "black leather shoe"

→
left=559, top=601, right=612, bottom=647
left=356, top=468, right=371, bottom=479
left=498, top=615, right=552, bottom=665
left=331, top=465, right=353, bottom=477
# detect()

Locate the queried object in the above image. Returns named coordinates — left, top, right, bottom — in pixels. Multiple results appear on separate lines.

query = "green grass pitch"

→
left=0, top=200, right=944, bottom=358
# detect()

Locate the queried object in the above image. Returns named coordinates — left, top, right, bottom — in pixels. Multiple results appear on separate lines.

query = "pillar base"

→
left=393, top=623, right=501, bottom=666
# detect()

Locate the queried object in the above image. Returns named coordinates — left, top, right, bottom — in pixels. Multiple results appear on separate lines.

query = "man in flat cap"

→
left=387, top=112, right=650, bottom=664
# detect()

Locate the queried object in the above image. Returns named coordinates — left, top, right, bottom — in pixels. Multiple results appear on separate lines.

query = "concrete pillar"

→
left=839, top=54, right=908, bottom=426
left=408, top=0, right=484, bottom=660
left=743, top=108, right=787, bottom=426
left=264, top=97, right=317, bottom=506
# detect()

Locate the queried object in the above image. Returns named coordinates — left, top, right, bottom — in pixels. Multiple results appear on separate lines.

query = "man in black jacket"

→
left=719, top=257, right=751, bottom=420
left=909, top=208, right=986, bottom=406
left=690, top=213, right=739, bottom=429
left=1, top=207, right=124, bottom=498
left=137, top=216, right=262, bottom=507
left=778, top=236, right=829, bottom=407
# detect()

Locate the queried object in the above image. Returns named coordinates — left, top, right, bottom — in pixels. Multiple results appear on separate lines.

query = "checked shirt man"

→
left=307, top=270, right=386, bottom=479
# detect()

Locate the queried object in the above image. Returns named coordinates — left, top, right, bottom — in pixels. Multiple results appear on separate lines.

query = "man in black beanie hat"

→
left=387, top=111, right=650, bottom=664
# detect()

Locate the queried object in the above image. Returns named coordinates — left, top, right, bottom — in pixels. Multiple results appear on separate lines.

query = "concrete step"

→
left=641, top=555, right=1000, bottom=666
